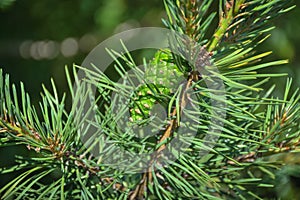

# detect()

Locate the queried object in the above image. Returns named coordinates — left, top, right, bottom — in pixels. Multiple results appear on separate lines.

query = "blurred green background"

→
left=0, top=0, right=165, bottom=105
left=0, top=0, right=299, bottom=198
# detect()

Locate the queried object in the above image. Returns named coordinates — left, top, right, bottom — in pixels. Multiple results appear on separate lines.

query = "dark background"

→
left=0, top=0, right=299, bottom=198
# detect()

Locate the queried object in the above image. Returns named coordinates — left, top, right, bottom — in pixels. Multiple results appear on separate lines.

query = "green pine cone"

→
left=145, top=49, right=184, bottom=92
left=129, top=49, right=184, bottom=123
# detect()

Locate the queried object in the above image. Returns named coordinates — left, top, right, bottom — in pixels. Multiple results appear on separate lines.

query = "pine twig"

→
left=129, top=71, right=195, bottom=199
left=208, top=0, right=245, bottom=51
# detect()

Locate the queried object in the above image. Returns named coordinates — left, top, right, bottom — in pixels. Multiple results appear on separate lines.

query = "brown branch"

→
left=129, top=73, right=195, bottom=199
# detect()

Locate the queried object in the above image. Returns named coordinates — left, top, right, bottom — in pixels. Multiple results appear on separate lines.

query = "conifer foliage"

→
left=0, top=0, right=299, bottom=199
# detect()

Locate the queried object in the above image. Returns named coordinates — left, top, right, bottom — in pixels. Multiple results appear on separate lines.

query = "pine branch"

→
left=209, top=0, right=294, bottom=50
left=0, top=68, right=124, bottom=199
left=130, top=70, right=194, bottom=199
